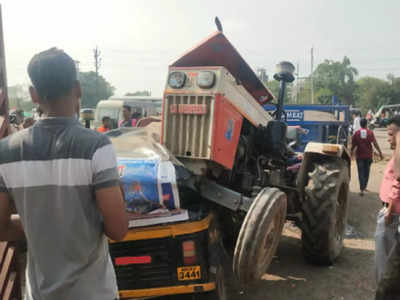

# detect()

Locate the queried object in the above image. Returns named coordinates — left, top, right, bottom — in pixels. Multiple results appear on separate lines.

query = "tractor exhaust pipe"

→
left=273, top=61, right=295, bottom=121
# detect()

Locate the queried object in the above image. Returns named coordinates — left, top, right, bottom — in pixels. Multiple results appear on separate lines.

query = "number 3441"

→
left=177, top=266, right=201, bottom=281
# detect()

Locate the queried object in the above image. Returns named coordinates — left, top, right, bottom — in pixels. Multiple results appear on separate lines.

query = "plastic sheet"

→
left=109, top=125, right=188, bottom=227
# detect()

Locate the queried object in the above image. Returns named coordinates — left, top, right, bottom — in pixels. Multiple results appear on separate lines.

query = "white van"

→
left=94, top=96, right=162, bottom=129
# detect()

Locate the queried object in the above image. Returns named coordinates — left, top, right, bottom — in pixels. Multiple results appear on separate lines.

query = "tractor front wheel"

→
left=233, top=187, right=287, bottom=285
left=301, top=160, right=349, bottom=265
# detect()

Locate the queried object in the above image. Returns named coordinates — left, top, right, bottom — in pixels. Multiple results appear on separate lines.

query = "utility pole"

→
left=93, top=46, right=101, bottom=102
left=311, top=47, right=314, bottom=104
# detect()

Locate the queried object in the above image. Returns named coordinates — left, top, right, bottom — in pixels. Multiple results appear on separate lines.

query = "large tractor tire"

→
left=301, top=160, right=349, bottom=265
left=233, top=187, right=287, bottom=285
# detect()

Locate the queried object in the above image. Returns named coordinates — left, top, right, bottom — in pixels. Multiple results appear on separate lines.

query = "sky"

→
left=2, top=0, right=400, bottom=97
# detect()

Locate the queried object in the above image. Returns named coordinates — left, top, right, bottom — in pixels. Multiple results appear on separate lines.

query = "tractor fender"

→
left=296, top=142, right=351, bottom=199
left=303, top=142, right=351, bottom=161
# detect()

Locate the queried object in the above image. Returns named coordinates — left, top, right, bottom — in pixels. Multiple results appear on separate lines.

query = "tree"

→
left=265, top=80, right=293, bottom=104
left=125, top=90, right=151, bottom=96
left=8, top=84, right=25, bottom=109
left=8, top=84, right=36, bottom=112
left=387, top=77, right=400, bottom=105
left=356, top=75, right=400, bottom=113
left=356, top=77, right=391, bottom=112
left=294, top=78, right=317, bottom=104
left=387, top=73, right=395, bottom=85
left=266, top=80, right=280, bottom=99
left=79, top=71, right=115, bottom=108
left=313, top=56, right=358, bottom=105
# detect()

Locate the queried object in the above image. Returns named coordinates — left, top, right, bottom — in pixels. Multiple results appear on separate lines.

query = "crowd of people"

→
left=8, top=103, right=144, bottom=135
left=351, top=111, right=400, bottom=299
left=97, top=105, right=142, bottom=133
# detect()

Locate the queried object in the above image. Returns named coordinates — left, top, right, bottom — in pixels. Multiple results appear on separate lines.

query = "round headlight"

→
left=197, top=71, right=216, bottom=89
left=168, top=71, right=186, bottom=89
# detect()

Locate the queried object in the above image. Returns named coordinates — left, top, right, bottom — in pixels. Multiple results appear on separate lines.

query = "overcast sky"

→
left=2, top=0, right=400, bottom=97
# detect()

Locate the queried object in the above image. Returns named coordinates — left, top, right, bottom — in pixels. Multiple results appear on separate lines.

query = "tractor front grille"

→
left=163, top=95, right=214, bottom=159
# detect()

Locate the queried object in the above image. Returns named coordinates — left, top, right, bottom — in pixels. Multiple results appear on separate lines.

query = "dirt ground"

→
left=17, top=129, right=390, bottom=300
left=166, top=128, right=391, bottom=300
left=233, top=128, right=391, bottom=300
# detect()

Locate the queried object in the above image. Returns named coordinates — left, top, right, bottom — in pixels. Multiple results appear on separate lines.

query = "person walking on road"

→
left=375, top=115, right=400, bottom=300
left=352, top=118, right=383, bottom=196
left=0, top=48, right=127, bottom=300
left=352, top=111, right=361, bottom=134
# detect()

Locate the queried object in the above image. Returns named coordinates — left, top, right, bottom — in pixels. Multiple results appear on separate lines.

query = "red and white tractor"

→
left=161, top=25, right=350, bottom=286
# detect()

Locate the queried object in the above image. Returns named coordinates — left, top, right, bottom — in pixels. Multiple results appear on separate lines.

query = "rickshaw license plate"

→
left=177, top=266, right=201, bottom=281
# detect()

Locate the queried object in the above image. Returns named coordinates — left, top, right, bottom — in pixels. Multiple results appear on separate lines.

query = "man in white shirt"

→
left=353, top=111, right=361, bottom=133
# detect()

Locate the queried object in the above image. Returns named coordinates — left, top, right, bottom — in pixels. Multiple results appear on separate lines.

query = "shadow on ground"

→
left=164, top=188, right=380, bottom=300
left=163, top=231, right=376, bottom=300
left=242, top=233, right=376, bottom=300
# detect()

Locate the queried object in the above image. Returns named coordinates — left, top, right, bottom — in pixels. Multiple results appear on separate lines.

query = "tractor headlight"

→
left=197, top=71, right=216, bottom=89
left=168, top=71, right=186, bottom=89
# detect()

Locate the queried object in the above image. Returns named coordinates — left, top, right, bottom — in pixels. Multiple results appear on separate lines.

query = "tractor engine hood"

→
left=171, top=31, right=274, bottom=104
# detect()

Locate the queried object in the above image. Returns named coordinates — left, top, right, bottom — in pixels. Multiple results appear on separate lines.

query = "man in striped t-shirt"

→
left=0, top=48, right=127, bottom=300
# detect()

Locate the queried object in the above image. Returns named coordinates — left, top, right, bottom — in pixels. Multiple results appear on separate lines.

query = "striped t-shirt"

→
left=0, top=117, right=120, bottom=300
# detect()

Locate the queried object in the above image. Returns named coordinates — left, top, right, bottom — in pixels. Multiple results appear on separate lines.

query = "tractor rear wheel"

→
left=233, top=187, right=287, bottom=285
left=301, top=160, right=349, bottom=265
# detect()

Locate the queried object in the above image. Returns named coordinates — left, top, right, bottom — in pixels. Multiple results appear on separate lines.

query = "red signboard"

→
left=170, top=104, right=207, bottom=115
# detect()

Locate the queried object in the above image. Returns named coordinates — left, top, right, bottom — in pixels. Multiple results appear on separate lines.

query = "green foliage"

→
left=266, top=80, right=292, bottom=104
left=388, top=77, right=400, bottom=105
left=356, top=77, right=390, bottom=112
left=356, top=75, right=400, bottom=113
left=125, top=90, right=151, bottom=96
left=295, top=79, right=314, bottom=104
left=8, top=97, right=36, bottom=112
left=266, top=80, right=280, bottom=99
left=314, top=87, right=334, bottom=105
left=7, top=84, right=36, bottom=112
left=313, top=56, right=358, bottom=105
left=79, top=71, right=115, bottom=108
left=258, top=70, right=291, bottom=104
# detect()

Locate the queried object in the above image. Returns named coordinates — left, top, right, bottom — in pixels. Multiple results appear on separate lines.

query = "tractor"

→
left=109, top=21, right=350, bottom=299
left=161, top=26, right=350, bottom=285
